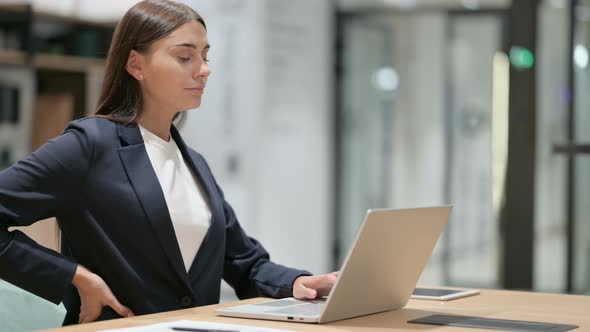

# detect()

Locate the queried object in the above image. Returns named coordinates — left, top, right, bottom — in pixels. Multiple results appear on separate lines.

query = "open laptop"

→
left=215, top=206, right=451, bottom=324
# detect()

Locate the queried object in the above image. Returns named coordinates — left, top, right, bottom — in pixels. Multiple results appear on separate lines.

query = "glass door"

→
left=336, top=10, right=506, bottom=288
left=571, top=0, right=590, bottom=294
left=336, top=14, right=394, bottom=265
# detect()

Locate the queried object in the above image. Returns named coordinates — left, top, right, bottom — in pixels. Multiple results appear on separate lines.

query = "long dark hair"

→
left=95, top=0, right=206, bottom=124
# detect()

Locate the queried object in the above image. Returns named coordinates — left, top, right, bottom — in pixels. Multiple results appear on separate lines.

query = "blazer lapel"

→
left=170, top=126, right=218, bottom=211
left=116, top=123, right=192, bottom=292
left=170, top=126, right=224, bottom=278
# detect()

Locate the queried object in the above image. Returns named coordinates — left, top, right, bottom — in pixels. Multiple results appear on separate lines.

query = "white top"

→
left=139, top=125, right=211, bottom=272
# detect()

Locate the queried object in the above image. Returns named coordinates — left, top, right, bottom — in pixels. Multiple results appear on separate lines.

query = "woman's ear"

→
left=126, top=50, right=144, bottom=81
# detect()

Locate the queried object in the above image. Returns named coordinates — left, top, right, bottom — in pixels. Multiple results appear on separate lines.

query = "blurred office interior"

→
left=0, top=0, right=588, bottom=330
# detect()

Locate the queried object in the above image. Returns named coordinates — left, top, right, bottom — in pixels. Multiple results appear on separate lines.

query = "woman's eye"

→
left=178, top=57, right=191, bottom=62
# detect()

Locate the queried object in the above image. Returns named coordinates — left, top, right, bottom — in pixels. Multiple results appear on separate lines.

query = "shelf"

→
left=0, top=51, right=106, bottom=72
left=0, top=4, right=117, bottom=28
left=35, top=10, right=117, bottom=29
left=0, top=4, right=27, bottom=14
left=0, top=5, right=113, bottom=71
left=0, top=49, right=27, bottom=66
left=32, top=53, right=105, bottom=73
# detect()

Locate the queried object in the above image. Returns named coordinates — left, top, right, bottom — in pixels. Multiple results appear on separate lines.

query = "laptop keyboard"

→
left=267, top=301, right=326, bottom=316
left=253, top=299, right=307, bottom=307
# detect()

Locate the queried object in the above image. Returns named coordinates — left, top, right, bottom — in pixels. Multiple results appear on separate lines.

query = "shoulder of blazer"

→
left=66, top=116, right=117, bottom=136
left=64, top=116, right=121, bottom=151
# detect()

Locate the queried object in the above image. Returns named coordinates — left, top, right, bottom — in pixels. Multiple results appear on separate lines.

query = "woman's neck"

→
left=138, top=104, right=175, bottom=142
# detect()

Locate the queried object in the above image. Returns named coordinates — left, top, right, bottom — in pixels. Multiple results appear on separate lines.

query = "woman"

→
left=0, top=0, right=337, bottom=326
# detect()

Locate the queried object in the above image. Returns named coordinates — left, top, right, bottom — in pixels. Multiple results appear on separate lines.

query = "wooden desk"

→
left=42, top=289, right=590, bottom=331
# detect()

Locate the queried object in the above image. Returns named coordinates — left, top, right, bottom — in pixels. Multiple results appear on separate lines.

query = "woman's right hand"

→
left=72, top=265, right=135, bottom=324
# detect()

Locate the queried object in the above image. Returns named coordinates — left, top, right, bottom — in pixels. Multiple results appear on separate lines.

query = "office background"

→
left=0, top=0, right=588, bottom=330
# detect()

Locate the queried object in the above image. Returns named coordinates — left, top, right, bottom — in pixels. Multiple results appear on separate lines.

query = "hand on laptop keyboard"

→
left=293, top=271, right=339, bottom=299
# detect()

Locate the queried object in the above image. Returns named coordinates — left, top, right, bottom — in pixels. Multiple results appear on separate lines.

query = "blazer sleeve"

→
left=190, top=152, right=313, bottom=299
left=0, top=120, right=92, bottom=304
left=217, top=186, right=312, bottom=299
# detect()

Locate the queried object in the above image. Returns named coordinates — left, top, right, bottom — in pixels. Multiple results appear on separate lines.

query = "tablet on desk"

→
left=411, top=287, right=480, bottom=300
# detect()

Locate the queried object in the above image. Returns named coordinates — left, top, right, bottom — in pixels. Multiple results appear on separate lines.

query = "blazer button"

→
left=180, top=295, right=192, bottom=307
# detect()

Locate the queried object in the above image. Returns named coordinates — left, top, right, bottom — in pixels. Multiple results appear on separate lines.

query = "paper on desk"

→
left=99, top=319, right=295, bottom=332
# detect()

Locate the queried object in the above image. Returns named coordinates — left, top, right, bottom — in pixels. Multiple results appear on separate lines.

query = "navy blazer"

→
left=0, top=117, right=309, bottom=325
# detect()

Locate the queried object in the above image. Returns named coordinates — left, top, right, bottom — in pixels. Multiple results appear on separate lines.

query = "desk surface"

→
left=42, top=288, right=590, bottom=331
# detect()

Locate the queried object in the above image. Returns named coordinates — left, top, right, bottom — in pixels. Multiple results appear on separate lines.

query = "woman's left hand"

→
left=292, top=272, right=340, bottom=300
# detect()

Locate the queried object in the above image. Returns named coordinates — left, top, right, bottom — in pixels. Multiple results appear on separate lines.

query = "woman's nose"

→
left=194, top=63, right=211, bottom=79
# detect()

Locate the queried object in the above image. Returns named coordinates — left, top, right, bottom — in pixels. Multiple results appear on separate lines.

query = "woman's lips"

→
left=186, top=87, right=204, bottom=94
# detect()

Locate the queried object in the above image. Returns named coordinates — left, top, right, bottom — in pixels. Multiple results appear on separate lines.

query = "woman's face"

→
left=136, top=20, right=211, bottom=113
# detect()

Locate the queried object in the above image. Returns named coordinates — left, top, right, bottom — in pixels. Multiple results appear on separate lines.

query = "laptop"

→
left=215, top=206, right=451, bottom=324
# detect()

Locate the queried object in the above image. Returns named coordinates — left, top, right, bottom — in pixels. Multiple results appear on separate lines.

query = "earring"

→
left=139, top=74, right=143, bottom=80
